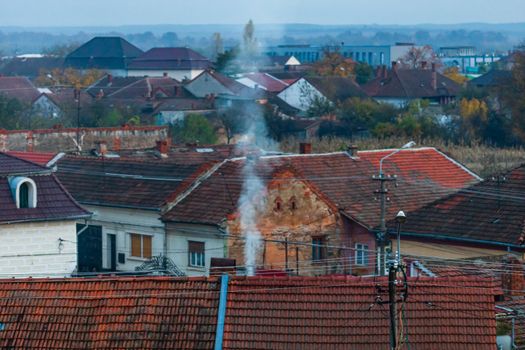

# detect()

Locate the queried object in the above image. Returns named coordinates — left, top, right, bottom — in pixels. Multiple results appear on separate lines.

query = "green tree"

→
left=0, top=95, right=29, bottom=129
left=354, top=62, right=374, bottom=84
left=313, top=49, right=354, bottom=77
left=215, top=47, right=239, bottom=73
left=172, top=114, right=218, bottom=144
left=499, top=51, right=525, bottom=143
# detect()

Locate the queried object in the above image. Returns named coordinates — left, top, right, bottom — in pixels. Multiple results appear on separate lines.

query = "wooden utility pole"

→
left=373, top=174, right=396, bottom=276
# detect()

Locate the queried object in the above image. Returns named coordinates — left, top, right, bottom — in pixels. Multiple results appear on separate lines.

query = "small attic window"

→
left=274, top=197, right=283, bottom=211
left=9, top=177, right=37, bottom=209
left=289, top=196, right=297, bottom=211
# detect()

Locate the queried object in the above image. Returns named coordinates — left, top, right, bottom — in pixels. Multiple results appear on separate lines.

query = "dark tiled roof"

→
left=242, top=73, right=289, bottom=93
left=0, top=153, right=89, bottom=224
left=0, top=277, right=220, bottom=350
left=0, top=57, right=64, bottom=78
left=0, top=276, right=497, bottom=349
left=86, top=75, right=182, bottom=99
left=363, top=68, right=462, bottom=99
left=468, top=70, right=512, bottom=88
left=128, top=47, right=212, bottom=71
left=186, top=70, right=266, bottom=100
left=303, top=76, right=368, bottom=101
left=64, top=37, right=144, bottom=70
left=0, top=76, right=40, bottom=103
left=154, top=97, right=215, bottom=112
left=56, top=156, right=209, bottom=209
left=399, top=164, right=525, bottom=246
left=163, top=148, right=479, bottom=227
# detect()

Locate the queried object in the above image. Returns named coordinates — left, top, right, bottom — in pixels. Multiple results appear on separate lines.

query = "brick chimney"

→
left=421, top=61, right=427, bottom=70
left=382, top=65, right=388, bottom=79
left=163, top=72, right=168, bottom=77
left=346, top=145, right=359, bottom=157
left=501, top=256, right=525, bottom=297
left=26, top=131, right=34, bottom=152
left=431, top=62, right=437, bottom=90
left=299, top=143, right=312, bottom=154
left=156, top=139, right=170, bottom=156
left=107, top=74, right=113, bottom=84
left=391, top=61, right=398, bottom=71
left=95, top=141, right=108, bottom=156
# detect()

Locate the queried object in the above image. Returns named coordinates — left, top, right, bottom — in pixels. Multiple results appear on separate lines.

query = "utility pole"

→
left=373, top=174, right=396, bottom=276
left=74, top=88, right=81, bottom=148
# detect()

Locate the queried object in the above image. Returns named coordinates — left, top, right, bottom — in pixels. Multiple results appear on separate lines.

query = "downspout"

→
left=214, top=274, right=229, bottom=350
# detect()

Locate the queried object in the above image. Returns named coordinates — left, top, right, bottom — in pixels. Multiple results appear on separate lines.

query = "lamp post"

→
left=388, top=210, right=407, bottom=350
left=374, top=141, right=415, bottom=276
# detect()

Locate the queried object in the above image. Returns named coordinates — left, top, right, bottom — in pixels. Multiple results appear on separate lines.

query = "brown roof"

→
left=363, top=68, right=462, bottom=99
left=0, top=275, right=497, bottom=350
left=242, top=73, right=289, bottom=93
left=303, top=76, right=368, bottom=101
left=0, top=76, right=40, bottom=103
left=128, top=47, right=211, bottom=71
left=56, top=156, right=211, bottom=210
left=0, top=152, right=90, bottom=224
left=86, top=75, right=183, bottom=99
left=163, top=148, right=480, bottom=227
left=398, top=164, right=525, bottom=247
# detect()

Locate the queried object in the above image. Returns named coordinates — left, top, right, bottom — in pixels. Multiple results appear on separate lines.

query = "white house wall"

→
left=166, top=223, right=226, bottom=277
left=185, top=72, right=232, bottom=98
left=0, top=220, right=77, bottom=277
left=277, top=78, right=324, bottom=111
left=83, top=205, right=166, bottom=271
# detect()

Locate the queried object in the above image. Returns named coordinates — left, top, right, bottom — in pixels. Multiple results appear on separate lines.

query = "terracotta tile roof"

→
left=0, top=153, right=90, bottom=224
left=0, top=277, right=220, bottom=350
left=398, top=164, right=525, bottom=247
left=56, top=156, right=210, bottom=209
left=128, top=47, right=212, bottom=71
left=363, top=68, right=462, bottom=99
left=223, top=276, right=497, bottom=350
left=0, top=276, right=497, bottom=350
left=163, top=148, right=480, bottom=227
left=5, top=151, right=58, bottom=166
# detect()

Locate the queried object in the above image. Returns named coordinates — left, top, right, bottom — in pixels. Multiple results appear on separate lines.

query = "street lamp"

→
left=374, top=141, right=415, bottom=276
left=394, top=210, right=406, bottom=266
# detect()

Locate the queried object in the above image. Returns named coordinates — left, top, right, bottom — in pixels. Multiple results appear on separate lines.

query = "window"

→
left=312, top=237, right=326, bottom=261
left=19, top=182, right=29, bottom=208
left=189, top=241, right=205, bottom=267
left=274, top=197, right=283, bottom=211
left=9, top=177, right=37, bottom=209
left=355, top=243, right=369, bottom=266
left=130, top=233, right=152, bottom=259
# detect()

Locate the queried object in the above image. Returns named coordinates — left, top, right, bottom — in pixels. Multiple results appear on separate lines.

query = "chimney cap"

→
left=346, top=145, right=359, bottom=156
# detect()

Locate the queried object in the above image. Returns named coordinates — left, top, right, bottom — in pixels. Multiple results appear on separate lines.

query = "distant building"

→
left=277, top=76, right=367, bottom=112
left=127, top=48, right=212, bottom=81
left=363, top=63, right=462, bottom=106
left=0, top=56, right=64, bottom=79
left=439, top=46, right=504, bottom=73
left=264, top=43, right=417, bottom=66
left=64, top=37, right=144, bottom=76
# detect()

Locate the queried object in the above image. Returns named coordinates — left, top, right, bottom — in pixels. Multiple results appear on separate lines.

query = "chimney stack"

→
left=95, top=141, right=108, bottom=156
left=391, top=61, right=398, bottom=71
left=299, top=143, right=312, bottom=154
left=431, top=62, right=437, bottom=90
left=346, top=145, right=359, bottom=157
left=421, top=61, right=427, bottom=70
left=502, top=255, right=525, bottom=297
left=163, top=72, right=168, bottom=77
left=107, top=74, right=113, bottom=83
left=156, top=139, right=170, bottom=156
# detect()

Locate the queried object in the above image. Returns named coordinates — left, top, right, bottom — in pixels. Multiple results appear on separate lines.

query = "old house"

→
left=0, top=275, right=498, bottom=349
left=397, top=163, right=525, bottom=260
left=363, top=62, right=462, bottom=107
left=236, top=72, right=290, bottom=93
left=127, top=47, right=212, bottom=80
left=64, top=36, right=144, bottom=76
left=277, top=76, right=367, bottom=112
left=162, top=147, right=479, bottom=275
left=0, top=76, right=40, bottom=104
left=54, top=143, right=254, bottom=275
left=0, top=152, right=90, bottom=276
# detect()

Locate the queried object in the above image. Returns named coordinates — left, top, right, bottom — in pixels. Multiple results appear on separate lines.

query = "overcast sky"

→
left=1, top=0, right=524, bottom=27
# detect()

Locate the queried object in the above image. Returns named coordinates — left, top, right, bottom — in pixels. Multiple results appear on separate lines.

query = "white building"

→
left=0, top=152, right=90, bottom=277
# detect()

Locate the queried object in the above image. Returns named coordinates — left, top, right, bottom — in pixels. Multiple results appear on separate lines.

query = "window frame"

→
left=355, top=243, right=369, bottom=266
left=311, top=236, right=327, bottom=262
left=188, top=241, right=205, bottom=268
left=129, top=233, right=152, bottom=259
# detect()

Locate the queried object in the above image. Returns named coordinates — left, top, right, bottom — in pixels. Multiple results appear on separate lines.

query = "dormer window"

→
left=9, top=177, right=37, bottom=209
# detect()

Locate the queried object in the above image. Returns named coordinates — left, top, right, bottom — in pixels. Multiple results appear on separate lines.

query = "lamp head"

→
left=395, top=210, right=407, bottom=224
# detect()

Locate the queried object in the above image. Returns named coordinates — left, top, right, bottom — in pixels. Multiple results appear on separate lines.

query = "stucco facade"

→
left=0, top=220, right=77, bottom=277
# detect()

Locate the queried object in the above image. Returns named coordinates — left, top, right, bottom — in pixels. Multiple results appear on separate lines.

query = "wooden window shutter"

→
left=131, top=234, right=141, bottom=257
left=143, top=235, right=152, bottom=259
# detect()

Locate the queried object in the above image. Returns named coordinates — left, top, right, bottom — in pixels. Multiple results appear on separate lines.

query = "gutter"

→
left=214, top=274, right=229, bottom=350
left=394, top=230, right=524, bottom=250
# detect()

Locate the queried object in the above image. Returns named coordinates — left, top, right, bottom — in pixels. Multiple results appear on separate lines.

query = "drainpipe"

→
left=214, top=274, right=229, bottom=350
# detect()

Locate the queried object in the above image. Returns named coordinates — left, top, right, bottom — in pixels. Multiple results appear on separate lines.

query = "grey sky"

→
left=1, top=0, right=524, bottom=27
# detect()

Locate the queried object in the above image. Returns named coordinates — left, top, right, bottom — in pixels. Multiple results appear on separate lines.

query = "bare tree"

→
left=399, top=45, right=441, bottom=69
